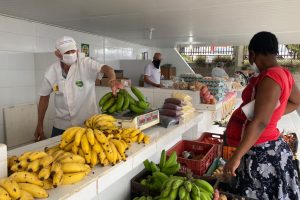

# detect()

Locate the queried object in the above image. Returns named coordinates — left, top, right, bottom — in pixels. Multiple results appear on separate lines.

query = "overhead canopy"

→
left=0, top=0, right=299, bottom=47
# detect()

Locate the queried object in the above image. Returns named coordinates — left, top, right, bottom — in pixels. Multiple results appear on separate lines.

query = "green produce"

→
left=133, top=196, right=153, bottom=200
left=98, top=92, right=112, bottom=106
left=122, top=93, right=130, bottom=111
left=138, top=101, right=149, bottom=110
left=108, top=103, right=117, bottom=114
left=129, top=104, right=146, bottom=114
left=102, top=96, right=115, bottom=111
left=116, top=93, right=124, bottom=112
left=131, top=86, right=146, bottom=101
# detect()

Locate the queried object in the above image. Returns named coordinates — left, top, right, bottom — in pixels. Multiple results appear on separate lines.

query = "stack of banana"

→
left=0, top=176, right=48, bottom=200
left=59, top=114, right=150, bottom=166
left=7, top=147, right=91, bottom=197
left=99, top=87, right=150, bottom=114
left=157, top=176, right=214, bottom=200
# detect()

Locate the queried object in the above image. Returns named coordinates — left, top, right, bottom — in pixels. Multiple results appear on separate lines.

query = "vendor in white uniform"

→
left=144, top=53, right=162, bottom=88
left=34, top=36, right=121, bottom=141
left=211, top=62, right=229, bottom=78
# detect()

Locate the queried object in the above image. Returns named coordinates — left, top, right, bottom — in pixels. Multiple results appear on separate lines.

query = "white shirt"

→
left=144, top=63, right=161, bottom=87
left=211, top=67, right=229, bottom=78
left=39, top=57, right=104, bottom=130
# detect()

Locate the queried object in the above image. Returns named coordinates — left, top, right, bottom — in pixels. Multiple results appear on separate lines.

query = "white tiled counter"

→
left=7, top=111, right=216, bottom=200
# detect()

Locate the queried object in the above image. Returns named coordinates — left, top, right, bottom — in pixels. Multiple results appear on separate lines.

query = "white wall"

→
left=0, top=15, right=159, bottom=143
left=160, top=48, right=195, bottom=75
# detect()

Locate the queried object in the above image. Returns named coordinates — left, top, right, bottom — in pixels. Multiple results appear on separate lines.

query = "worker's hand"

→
left=156, top=83, right=162, bottom=88
left=223, top=155, right=241, bottom=177
left=34, top=126, right=47, bottom=142
left=110, top=80, right=124, bottom=96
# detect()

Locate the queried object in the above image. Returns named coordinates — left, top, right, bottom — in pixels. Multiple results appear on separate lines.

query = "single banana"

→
left=102, top=158, right=109, bottom=166
left=98, top=145, right=107, bottom=164
left=0, top=186, right=11, bottom=200
left=84, top=149, right=92, bottom=164
left=18, top=159, right=29, bottom=170
left=137, top=132, right=145, bottom=143
left=72, top=143, right=79, bottom=154
left=44, top=145, right=60, bottom=156
left=92, top=138, right=102, bottom=153
left=28, top=152, right=47, bottom=162
left=130, top=135, right=139, bottom=143
left=8, top=156, right=18, bottom=169
left=59, top=154, right=86, bottom=164
left=53, top=169, right=63, bottom=188
left=101, top=143, right=114, bottom=165
left=11, top=163, right=21, bottom=172
left=94, top=129, right=108, bottom=144
left=74, top=128, right=86, bottom=146
left=42, top=179, right=53, bottom=190
left=0, top=178, right=21, bottom=199
left=38, top=166, right=51, bottom=181
left=63, top=142, right=73, bottom=151
left=110, top=139, right=126, bottom=155
left=18, top=152, right=32, bottom=161
left=62, top=171, right=88, bottom=185
left=81, top=134, right=90, bottom=154
left=39, top=155, right=54, bottom=168
left=78, top=148, right=85, bottom=158
left=61, top=163, right=91, bottom=173
left=60, top=127, right=81, bottom=149
left=27, top=159, right=40, bottom=172
left=90, top=150, right=99, bottom=167
left=20, top=189, right=34, bottom=200
left=130, top=129, right=141, bottom=138
left=143, top=135, right=150, bottom=144
left=120, top=139, right=129, bottom=150
left=18, top=183, right=48, bottom=198
left=56, top=152, right=73, bottom=162
left=10, top=172, right=43, bottom=186
left=86, top=128, right=95, bottom=146
left=52, top=150, right=65, bottom=161
left=50, top=162, right=62, bottom=176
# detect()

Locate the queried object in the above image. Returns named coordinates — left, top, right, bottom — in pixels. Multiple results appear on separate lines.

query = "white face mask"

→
left=62, top=53, right=77, bottom=65
left=250, top=62, right=260, bottom=74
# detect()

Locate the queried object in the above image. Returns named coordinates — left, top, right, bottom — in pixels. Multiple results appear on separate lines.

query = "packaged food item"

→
left=162, top=103, right=183, bottom=111
left=172, top=92, right=192, bottom=102
left=159, top=109, right=183, bottom=117
left=159, top=115, right=180, bottom=128
left=164, top=98, right=186, bottom=106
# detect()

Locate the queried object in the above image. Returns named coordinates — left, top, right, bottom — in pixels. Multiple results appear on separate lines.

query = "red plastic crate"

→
left=166, top=140, right=215, bottom=176
left=195, top=132, right=224, bottom=157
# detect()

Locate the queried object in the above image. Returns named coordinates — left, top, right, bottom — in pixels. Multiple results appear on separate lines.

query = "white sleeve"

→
left=144, top=64, right=152, bottom=76
left=39, top=73, right=53, bottom=96
left=83, top=58, right=104, bottom=81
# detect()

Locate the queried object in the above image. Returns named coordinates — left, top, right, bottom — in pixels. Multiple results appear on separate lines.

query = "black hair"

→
left=248, top=31, right=279, bottom=55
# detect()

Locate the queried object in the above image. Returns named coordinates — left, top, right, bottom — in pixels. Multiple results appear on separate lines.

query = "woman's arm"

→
left=284, top=84, right=300, bottom=115
left=224, top=77, right=281, bottom=175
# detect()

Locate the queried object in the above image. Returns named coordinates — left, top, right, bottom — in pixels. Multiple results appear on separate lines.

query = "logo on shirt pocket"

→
left=53, top=83, right=59, bottom=92
left=75, top=80, right=84, bottom=87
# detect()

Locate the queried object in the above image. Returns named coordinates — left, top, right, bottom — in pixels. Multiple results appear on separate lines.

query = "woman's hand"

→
left=110, top=80, right=123, bottom=95
left=223, top=155, right=241, bottom=176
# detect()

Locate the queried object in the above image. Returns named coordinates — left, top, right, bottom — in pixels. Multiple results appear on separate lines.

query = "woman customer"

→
left=223, top=31, right=300, bottom=199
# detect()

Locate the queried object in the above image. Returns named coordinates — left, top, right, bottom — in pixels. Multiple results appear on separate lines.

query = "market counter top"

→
left=7, top=111, right=215, bottom=200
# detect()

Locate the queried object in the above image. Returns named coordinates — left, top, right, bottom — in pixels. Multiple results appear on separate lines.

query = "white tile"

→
left=0, top=86, right=36, bottom=107
left=0, top=16, right=35, bottom=36
left=35, top=37, right=52, bottom=52
left=0, top=70, right=35, bottom=87
left=132, top=142, right=156, bottom=168
left=0, top=160, right=7, bottom=178
left=0, top=51, right=34, bottom=70
left=0, top=32, right=35, bottom=52
left=0, top=144, right=7, bottom=161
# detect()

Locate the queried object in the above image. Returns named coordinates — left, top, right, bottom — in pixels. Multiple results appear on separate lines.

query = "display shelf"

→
left=5, top=111, right=210, bottom=199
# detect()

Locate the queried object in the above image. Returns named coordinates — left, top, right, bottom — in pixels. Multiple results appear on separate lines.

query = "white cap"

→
left=56, top=36, right=77, bottom=54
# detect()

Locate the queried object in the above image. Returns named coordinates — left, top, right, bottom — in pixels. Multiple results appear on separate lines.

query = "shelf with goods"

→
left=2, top=110, right=213, bottom=200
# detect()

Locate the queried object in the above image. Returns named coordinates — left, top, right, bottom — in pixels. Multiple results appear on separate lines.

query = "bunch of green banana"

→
left=133, top=196, right=153, bottom=200
left=143, top=150, right=180, bottom=176
left=156, top=176, right=214, bottom=200
left=98, top=86, right=150, bottom=114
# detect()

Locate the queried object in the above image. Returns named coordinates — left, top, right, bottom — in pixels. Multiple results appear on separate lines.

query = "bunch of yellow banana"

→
left=0, top=176, right=48, bottom=200
left=84, top=114, right=117, bottom=130
left=8, top=147, right=91, bottom=194
left=119, top=128, right=150, bottom=145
